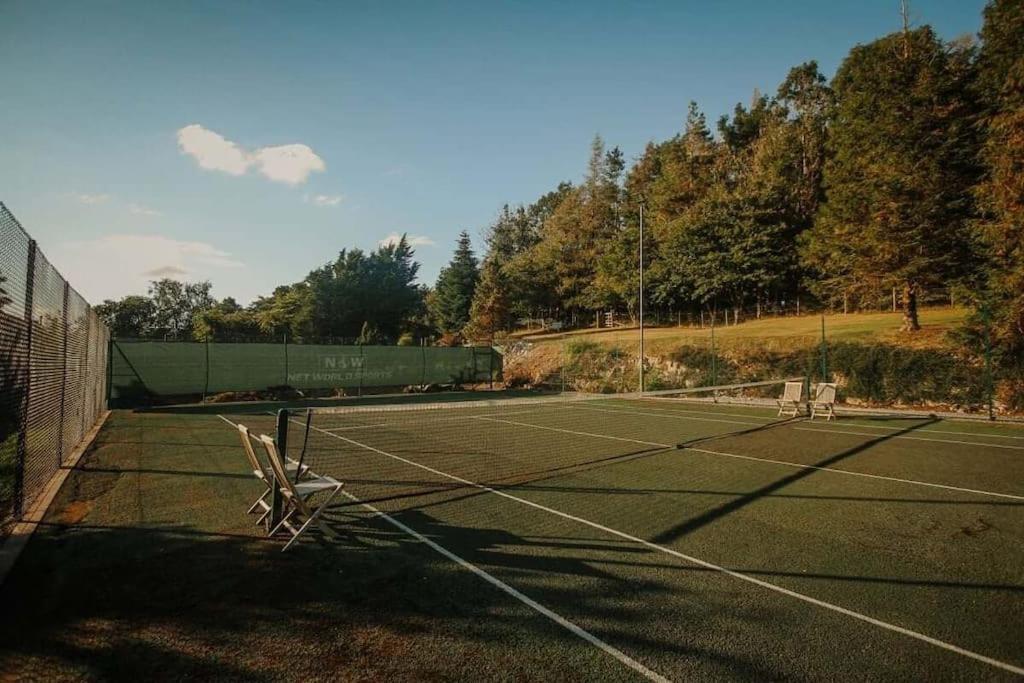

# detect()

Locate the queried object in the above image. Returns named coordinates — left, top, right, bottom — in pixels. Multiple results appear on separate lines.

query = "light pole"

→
left=639, top=203, right=645, bottom=394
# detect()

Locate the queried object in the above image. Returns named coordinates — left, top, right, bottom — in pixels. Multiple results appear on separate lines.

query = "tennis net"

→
left=274, top=378, right=804, bottom=509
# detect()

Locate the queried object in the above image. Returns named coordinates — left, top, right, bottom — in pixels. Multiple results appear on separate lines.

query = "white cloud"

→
left=176, top=124, right=250, bottom=175
left=251, top=144, right=325, bottom=185
left=378, top=232, right=435, bottom=249
left=52, top=234, right=244, bottom=302
left=144, top=265, right=188, bottom=278
left=74, top=193, right=111, bottom=205
left=305, top=193, right=343, bottom=207
left=128, top=203, right=162, bottom=217
left=176, top=124, right=326, bottom=185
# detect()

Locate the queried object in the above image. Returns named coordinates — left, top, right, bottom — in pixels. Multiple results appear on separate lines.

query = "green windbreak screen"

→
left=208, top=343, right=287, bottom=393
left=286, top=345, right=364, bottom=390
left=110, top=342, right=206, bottom=400
left=109, top=341, right=502, bottom=402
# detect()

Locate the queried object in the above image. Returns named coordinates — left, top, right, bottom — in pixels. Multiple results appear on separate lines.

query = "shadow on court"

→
left=651, top=418, right=940, bottom=544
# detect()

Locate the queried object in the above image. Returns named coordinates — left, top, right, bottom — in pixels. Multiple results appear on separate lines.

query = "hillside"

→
left=514, top=307, right=967, bottom=352
left=501, top=307, right=1011, bottom=413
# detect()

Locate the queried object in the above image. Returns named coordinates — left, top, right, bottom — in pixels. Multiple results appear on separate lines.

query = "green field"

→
left=516, top=307, right=968, bottom=353
left=1, top=390, right=1021, bottom=680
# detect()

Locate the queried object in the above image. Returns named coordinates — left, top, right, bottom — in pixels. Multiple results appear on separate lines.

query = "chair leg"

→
left=280, top=487, right=344, bottom=551
left=270, top=507, right=297, bottom=537
left=248, top=488, right=270, bottom=514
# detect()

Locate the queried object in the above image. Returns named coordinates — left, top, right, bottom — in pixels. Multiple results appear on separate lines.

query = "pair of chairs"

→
left=777, top=381, right=838, bottom=420
left=236, top=424, right=344, bottom=551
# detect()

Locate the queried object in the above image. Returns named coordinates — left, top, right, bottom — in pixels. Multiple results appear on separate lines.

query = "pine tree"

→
left=432, top=231, right=479, bottom=333
left=974, top=0, right=1024, bottom=401
left=801, top=26, right=980, bottom=330
left=463, top=259, right=511, bottom=341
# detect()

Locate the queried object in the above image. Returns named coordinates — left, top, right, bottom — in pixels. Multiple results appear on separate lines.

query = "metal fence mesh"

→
left=0, top=202, right=109, bottom=529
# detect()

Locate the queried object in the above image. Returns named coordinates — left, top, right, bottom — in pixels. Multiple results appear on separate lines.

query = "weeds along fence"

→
left=108, top=340, right=502, bottom=406
left=0, top=203, right=110, bottom=529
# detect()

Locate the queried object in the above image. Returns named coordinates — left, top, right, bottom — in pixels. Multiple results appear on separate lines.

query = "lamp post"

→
left=639, top=203, right=645, bottom=393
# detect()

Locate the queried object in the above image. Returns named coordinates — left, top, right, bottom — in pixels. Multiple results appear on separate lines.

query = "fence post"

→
left=709, top=322, right=717, bottom=387
left=420, top=343, right=426, bottom=388
left=358, top=344, right=364, bottom=397
left=982, top=303, right=995, bottom=421
left=283, top=333, right=289, bottom=387
left=57, top=281, right=69, bottom=466
left=81, top=308, right=91, bottom=437
left=14, top=240, right=37, bottom=518
left=106, top=338, right=114, bottom=405
left=202, top=337, right=210, bottom=403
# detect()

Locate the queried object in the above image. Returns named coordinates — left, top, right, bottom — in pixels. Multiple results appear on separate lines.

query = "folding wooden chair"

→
left=776, top=381, right=805, bottom=417
left=810, top=383, right=838, bottom=421
left=260, top=435, right=344, bottom=551
left=236, top=424, right=308, bottom=528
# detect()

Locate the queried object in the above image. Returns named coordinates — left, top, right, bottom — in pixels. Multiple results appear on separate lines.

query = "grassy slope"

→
left=513, top=307, right=968, bottom=354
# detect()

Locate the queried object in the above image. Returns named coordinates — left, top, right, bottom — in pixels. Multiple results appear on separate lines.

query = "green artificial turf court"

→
left=1, top=391, right=1022, bottom=681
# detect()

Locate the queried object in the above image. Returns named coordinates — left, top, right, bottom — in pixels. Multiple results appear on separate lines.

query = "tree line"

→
left=460, top=0, right=1021, bottom=362
left=96, top=1, right=1021, bottom=370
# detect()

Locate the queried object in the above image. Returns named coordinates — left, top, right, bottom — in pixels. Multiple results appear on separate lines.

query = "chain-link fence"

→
left=0, top=203, right=109, bottom=530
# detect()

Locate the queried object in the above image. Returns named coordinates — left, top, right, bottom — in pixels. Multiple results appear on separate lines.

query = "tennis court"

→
left=2, top=386, right=1022, bottom=680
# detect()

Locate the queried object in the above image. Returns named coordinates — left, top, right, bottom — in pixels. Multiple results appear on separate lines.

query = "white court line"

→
left=322, top=424, right=387, bottom=432
left=604, top=401, right=779, bottom=421
left=587, top=402, right=1024, bottom=451
left=794, top=427, right=1024, bottom=451
left=345, top=492, right=669, bottom=682
left=805, top=422, right=1024, bottom=441
left=299, top=415, right=1024, bottom=676
left=571, top=404, right=768, bottom=428
left=216, top=414, right=667, bottom=682
left=472, top=417, right=1024, bottom=502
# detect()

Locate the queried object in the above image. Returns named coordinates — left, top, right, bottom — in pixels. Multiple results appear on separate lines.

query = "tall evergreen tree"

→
left=801, top=26, right=980, bottom=330
left=974, top=0, right=1024, bottom=395
left=432, top=231, right=480, bottom=333
left=464, top=259, right=512, bottom=341
left=305, top=235, right=421, bottom=341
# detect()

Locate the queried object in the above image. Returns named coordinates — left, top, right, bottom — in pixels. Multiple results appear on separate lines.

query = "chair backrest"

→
left=781, top=381, right=804, bottom=403
left=260, top=435, right=300, bottom=498
left=814, top=382, right=837, bottom=403
left=237, top=425, right=269, bottom=478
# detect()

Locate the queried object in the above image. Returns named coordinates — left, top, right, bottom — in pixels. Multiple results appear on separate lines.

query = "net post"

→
left=283, top=332, right=289, bottom=388
left=820, top=315, right=829, bottom=382
left=272, top=408, right=289, bottom=526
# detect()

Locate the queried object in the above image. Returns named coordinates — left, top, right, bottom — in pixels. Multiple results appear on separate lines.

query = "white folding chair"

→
left=260, top=435, right=344, bottom=551
left=810, top=383, right=838, bottom=421
left=776, top=381, right=805, bottom=417
left=236, top=424, right=308, bottom=528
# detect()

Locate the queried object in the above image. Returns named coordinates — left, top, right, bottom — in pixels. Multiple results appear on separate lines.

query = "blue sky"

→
left=0, top=0, right=987, bottom=305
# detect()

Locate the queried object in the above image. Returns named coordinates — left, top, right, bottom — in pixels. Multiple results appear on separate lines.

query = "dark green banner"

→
left=109, top=341, right=501, bottom=404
